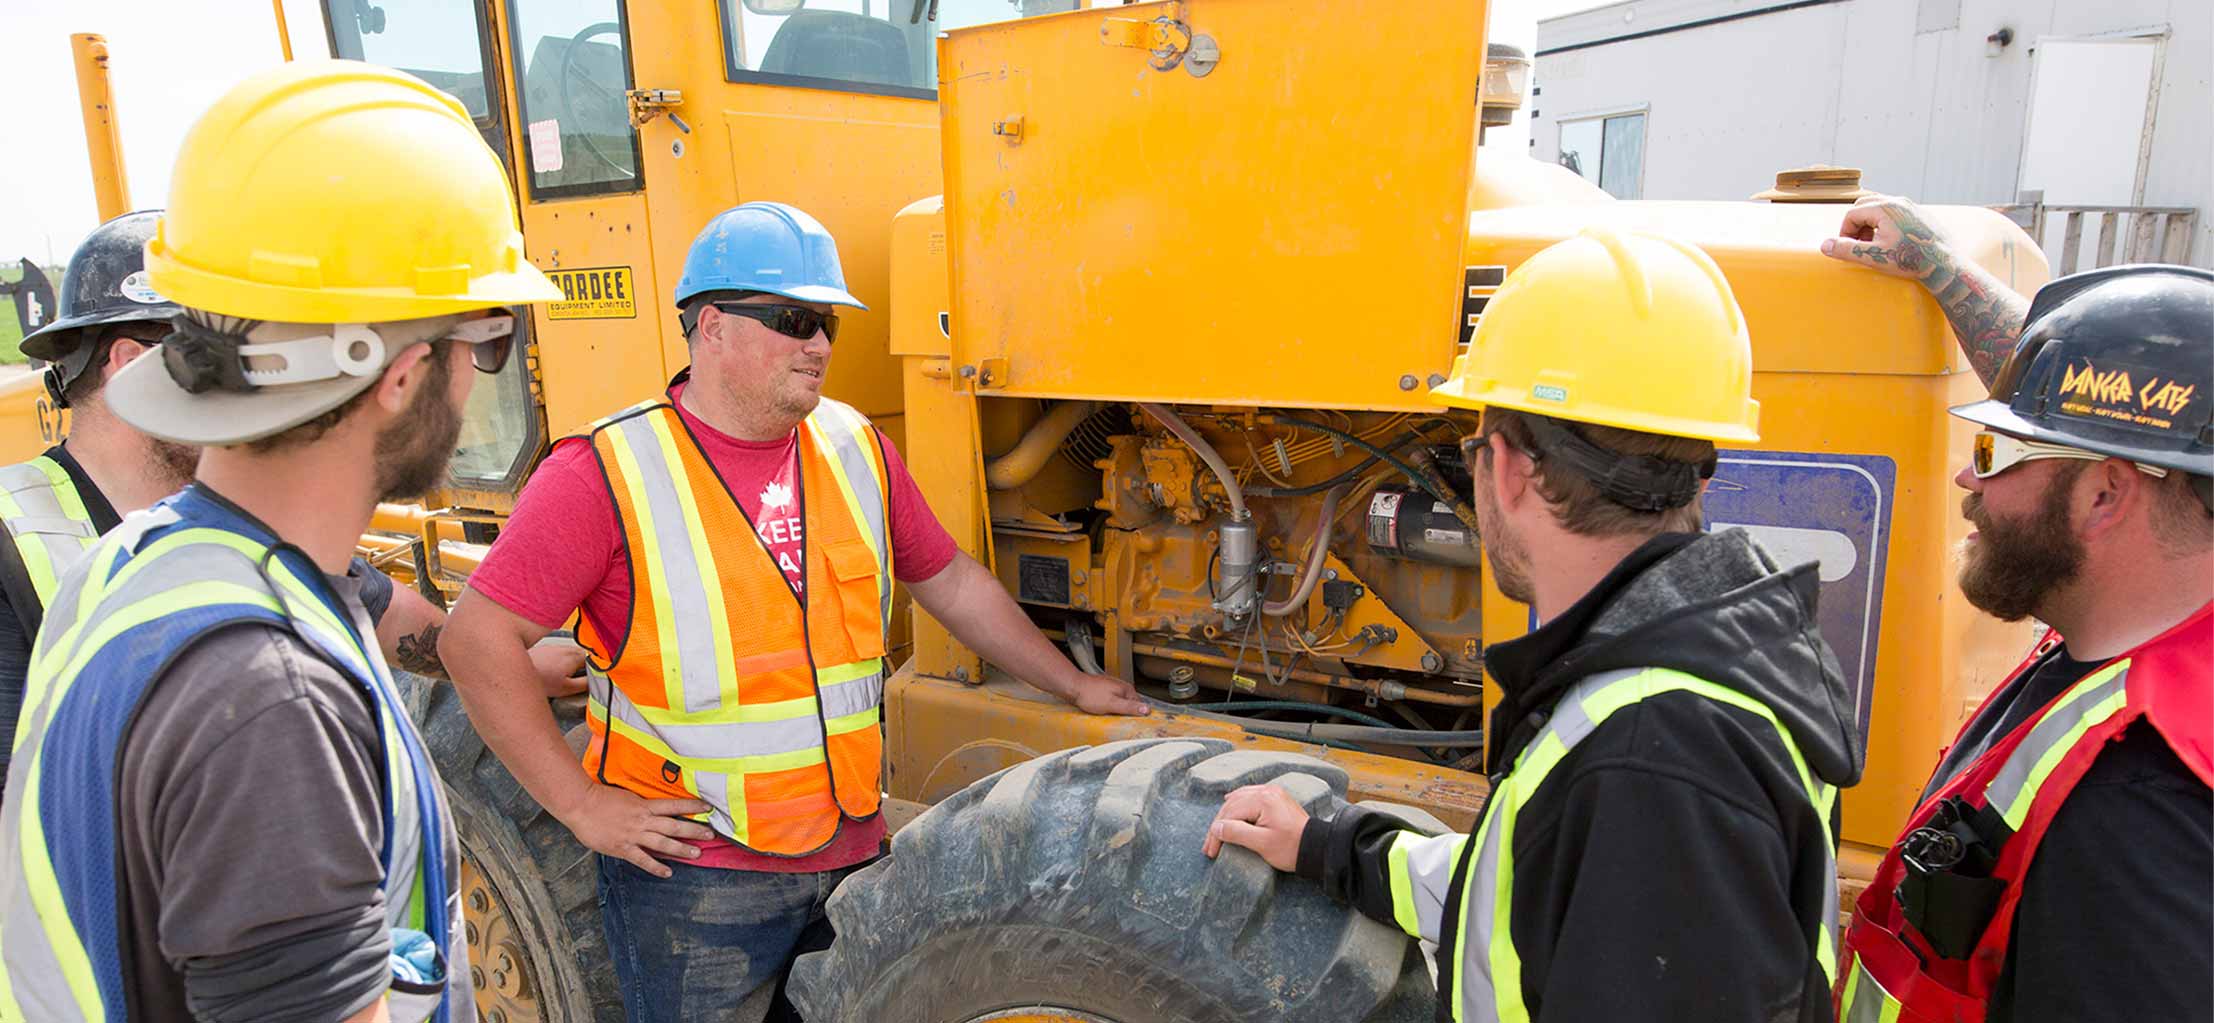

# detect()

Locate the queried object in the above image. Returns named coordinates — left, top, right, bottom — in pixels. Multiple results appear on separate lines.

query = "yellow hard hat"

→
left=146, top=60, right=560, bottom=323
left=1431, top=226, right=1759, bottom=444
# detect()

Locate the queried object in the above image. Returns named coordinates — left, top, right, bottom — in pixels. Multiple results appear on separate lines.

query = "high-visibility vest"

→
left=1836, top=603, right=2212, bottom=1023
left=0, top=486, right=470, bottom=1023
left=575, top=391, right=893, bottom=856
left=1382, top=667, right=1841, bottom=1022
left=0, top=455, right=103, bottom=631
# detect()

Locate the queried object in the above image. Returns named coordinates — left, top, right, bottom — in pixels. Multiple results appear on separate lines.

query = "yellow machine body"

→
left=886, top=0, right=2051, bottom=885
left=16, top=0, right=2053, bottom=941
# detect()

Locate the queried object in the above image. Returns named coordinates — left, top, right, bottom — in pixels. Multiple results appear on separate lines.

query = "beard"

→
left=146, top=439, right=200, bottom=492
left=1957, top=472, right=2085, bottom=622
left=1475, top=469, right=1536, bottom=606
left=372, top=351, right=463, bottom=502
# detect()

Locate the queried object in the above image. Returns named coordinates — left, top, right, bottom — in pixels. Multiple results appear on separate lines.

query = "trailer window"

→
left=1557, top=111, right=1646, bottom=200
left=324, top=0, right=497, bottom=121
left=510, top=0, right=646, bottom=197
left=720, top=0, right=1068, bottom=99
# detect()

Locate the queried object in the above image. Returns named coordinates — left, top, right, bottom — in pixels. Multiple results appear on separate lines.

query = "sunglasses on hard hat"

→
left=446, top=313, right=518, bottom=375
left=710, top=302, right=839, bottom=343
left=1970, top=429, right=2167, bottom=480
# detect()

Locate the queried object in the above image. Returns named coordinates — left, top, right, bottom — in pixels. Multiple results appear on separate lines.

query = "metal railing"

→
left=1993, top=193, right=2199, bottom=273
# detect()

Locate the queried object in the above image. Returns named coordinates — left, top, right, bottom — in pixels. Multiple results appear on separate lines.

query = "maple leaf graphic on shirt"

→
left=760, top=480, right=794, bottom=512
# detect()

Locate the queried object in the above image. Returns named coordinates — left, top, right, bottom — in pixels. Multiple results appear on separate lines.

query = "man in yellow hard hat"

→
left=1207, top=227, right=1862, bottom=1022
left=0, top=61, right=561, bottom=1023
left=0, top=212, right=585, bottom=805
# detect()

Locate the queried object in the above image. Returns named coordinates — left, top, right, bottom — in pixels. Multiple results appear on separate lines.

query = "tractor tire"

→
left=400, top=672, right=624, bottom=1023
left=788, top=738, right=1437, bottom=1023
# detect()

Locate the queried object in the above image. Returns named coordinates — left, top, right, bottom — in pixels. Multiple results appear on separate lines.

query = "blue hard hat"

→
left=673, top=201, right=866, bottom=310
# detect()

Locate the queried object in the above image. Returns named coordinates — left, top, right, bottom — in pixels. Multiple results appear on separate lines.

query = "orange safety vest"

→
left=1836, top=602, right=2213, bottom=1022
left=573, top=387, right=894, bottom=857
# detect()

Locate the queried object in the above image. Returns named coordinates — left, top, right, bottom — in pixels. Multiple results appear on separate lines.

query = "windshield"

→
left=723, top=0, right=1073, bottom=96
left=324, top=0, right=497, bottom=122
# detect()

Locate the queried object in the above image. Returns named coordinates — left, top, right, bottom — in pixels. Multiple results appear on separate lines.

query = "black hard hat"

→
left=19, top=211, right=180, bottom=404
left=1950, top=264, right=2213, bottom=482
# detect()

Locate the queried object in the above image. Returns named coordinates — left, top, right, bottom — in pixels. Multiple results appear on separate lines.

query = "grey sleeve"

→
left=122, top=626, right=392, bottom=1023
left=348, top=556, right=396, bottom=627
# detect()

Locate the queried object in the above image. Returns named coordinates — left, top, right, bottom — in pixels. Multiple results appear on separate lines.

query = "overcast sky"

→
left=0, top=0, right=1613, bottom=266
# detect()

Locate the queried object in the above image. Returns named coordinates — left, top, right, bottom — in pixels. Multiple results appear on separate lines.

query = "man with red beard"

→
left=1832, top=264, right=2213, bottom=1023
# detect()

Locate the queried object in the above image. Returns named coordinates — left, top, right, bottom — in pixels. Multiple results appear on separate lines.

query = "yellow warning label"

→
left=546, top=266, right=636, bottom=320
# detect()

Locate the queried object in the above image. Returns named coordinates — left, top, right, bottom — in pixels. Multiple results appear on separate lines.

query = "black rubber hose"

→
left=1244, top=431, right=1424, bottom=498
left=1261, top=412, right=1460, bottom=508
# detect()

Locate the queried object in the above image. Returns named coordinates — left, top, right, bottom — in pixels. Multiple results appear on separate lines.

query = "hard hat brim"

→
left=19, top=303, right=180, bottom=363
left=1430, top=378, right=1761, bottom=445
left=147, top=244, right=564, bottom=325
left=678, top=282, right=868, bottom=312
left=106, top=343, right=383, bottom=447
left=1950, top=396, right=2214, bottom=478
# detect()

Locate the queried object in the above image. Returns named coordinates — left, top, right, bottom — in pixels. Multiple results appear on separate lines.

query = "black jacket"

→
left=1300, top=530, right=1862, bottom=1022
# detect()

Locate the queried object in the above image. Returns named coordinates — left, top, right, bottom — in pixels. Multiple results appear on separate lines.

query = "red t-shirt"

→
left=468, top=384, right=958, bottom=872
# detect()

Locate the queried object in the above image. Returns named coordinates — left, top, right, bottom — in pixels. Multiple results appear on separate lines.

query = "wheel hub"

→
left=461, top=854, right=543, bottom=1023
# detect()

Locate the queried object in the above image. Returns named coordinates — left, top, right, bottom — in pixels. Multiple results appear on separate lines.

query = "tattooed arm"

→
left=1820, top=194, right=2032, bottom=389
left=375, top=579, right=590, bottom=697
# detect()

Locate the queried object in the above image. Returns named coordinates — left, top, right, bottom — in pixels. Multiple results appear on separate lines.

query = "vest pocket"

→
left=386, top=926, right=448, bottom=1023
left=823, top=539, right=886, bottom=659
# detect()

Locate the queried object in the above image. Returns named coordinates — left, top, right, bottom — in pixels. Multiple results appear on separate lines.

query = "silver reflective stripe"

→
left=0, top=706, right=92, bottom=1022
left=819, top=669, right=885, bottom=721
left=807, top=399, right=892, bottom=631
left=1459, top=668, right=1639, bottom=1021
left=0, top=461, right=99, bottom=606
left=1842, top=958, right=1893, bottom=1023
left=1983, top=664, right=2131, bottom=823
left=1393, top=830, right=1464, bottom=944
left=610, top=415, right=727, bottom=714
left=593, top=691, right=831, bottom=759
left=3, top=530, right=429, bottom=1022
left=693, top=770, right=739, bottom=839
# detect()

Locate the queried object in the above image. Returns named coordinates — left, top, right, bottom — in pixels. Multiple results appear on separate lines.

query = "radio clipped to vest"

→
left=1895, top=795, right=2009, bottom=960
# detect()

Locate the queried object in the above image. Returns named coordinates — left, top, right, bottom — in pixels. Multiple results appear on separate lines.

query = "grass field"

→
left=0, top=264, right=62, bottom=366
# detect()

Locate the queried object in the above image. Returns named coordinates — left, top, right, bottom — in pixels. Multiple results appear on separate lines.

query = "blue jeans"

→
left=598, top=856, right=870, bottom=1023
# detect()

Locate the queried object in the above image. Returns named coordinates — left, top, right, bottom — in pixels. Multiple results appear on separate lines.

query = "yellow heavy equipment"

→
left=14, top=0, right=2051, bottom=1019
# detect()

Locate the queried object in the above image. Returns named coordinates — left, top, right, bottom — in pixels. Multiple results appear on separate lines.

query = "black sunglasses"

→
left=710, top=302, right=838, bottom=343
left=447, top=314, right=518, bottom=375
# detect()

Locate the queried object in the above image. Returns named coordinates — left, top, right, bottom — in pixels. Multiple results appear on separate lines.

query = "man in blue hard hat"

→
left=442, top=201, right=1148, bottom=1022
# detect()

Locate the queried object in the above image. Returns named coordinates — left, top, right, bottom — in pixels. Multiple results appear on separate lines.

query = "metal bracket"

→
left=626, top=89, right=687, bottom=129
left=1101, top=15, right=1194, bottom=71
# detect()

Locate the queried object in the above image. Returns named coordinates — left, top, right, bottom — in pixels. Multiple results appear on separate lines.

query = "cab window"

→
left=509, top=0, right=647, bottom=196
left=720, top=0, right=1074, bottom=98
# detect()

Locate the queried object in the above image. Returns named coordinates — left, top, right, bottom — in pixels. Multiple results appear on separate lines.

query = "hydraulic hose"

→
left=1139, top=403, right=1249, bottom=521
left=986, top=400, right=1102, bottom=490
left=1146, top=696, right=1484, bottom=748
left=1262, top=483, right=1348, bottom=617
left=1260, top=411, right=1457, bottom=510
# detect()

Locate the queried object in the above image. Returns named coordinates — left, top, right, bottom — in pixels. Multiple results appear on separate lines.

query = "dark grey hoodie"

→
left=1301, top=529, right=1861, bottom=1023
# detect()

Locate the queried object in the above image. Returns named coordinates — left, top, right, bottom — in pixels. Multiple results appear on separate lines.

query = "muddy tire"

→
left=788, top=738, right=1436, bottom=1023
left=401, top=673, right=623, bottom=1023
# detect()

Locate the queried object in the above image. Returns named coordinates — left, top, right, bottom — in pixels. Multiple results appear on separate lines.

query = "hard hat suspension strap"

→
left=1522, top=414, right=1716, bottom=513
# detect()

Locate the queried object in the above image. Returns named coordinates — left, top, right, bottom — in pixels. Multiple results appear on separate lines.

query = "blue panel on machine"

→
left=1703, top=451, right=1897, bottom=744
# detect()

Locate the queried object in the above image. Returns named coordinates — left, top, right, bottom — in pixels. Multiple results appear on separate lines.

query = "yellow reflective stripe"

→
left=599, top=710, right=828, bottom=774
left=625, top=693, right=822, bottom=728
left=1386, top=832, right=1422, bottom=939
left=584, top=400, right=664, bottom=434
left=1999, top=685, right=2129, bottom=831
left=816, top=659, right=879, bottom=686
left=37, top=529, right=266, bottom=677
left=824, top=706, right=879, bottom=738
left=30, top=457, right=89, bottom=525
left=604, top=424, right=689, bottom=712
left=0, top=487, right=60, bottom=606
left=642, top=415, right=740, bottom=709
left=13, top=578, right=285, bottom=1023
left=15, top=744, right=104, bottom=1021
